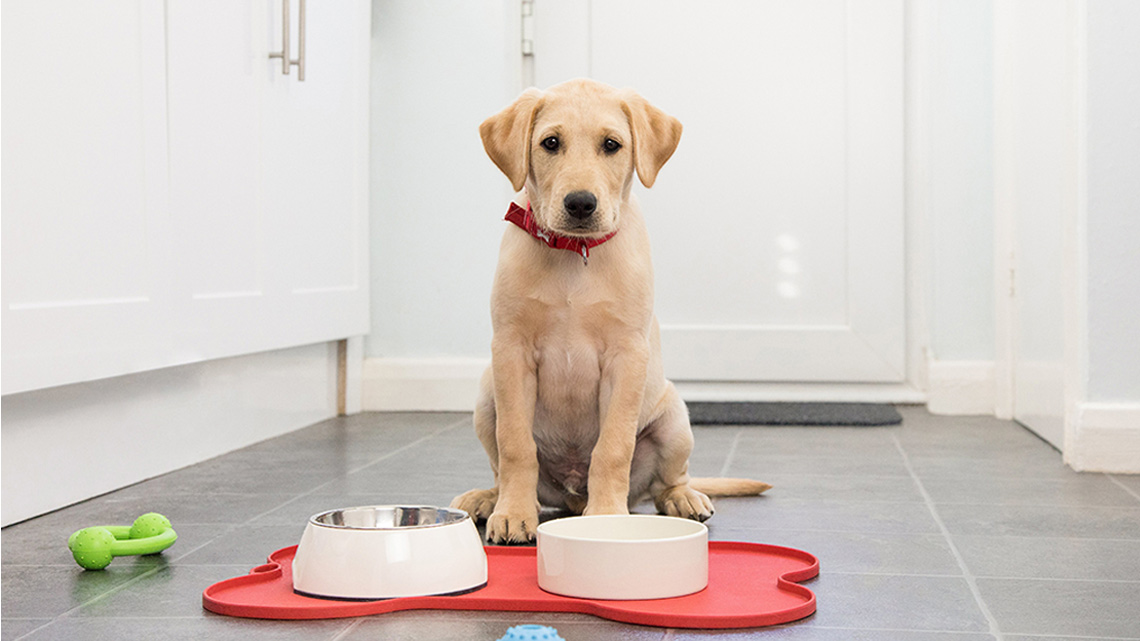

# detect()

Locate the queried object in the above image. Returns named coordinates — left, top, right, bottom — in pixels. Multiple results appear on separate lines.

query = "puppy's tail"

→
left=689, top=477, right=772, bottom=497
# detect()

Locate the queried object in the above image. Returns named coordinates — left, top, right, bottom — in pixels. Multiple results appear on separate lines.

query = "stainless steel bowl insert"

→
left=309, top=506, right=470, bottom=530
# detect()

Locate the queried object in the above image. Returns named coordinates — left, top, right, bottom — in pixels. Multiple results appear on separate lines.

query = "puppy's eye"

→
left=603, top=138, right=622, bottom=154
left=541, top=136, right=560, bottom=152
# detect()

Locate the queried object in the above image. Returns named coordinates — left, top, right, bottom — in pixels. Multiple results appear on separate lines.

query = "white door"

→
left=531, top=0, right=905, bottom=383
left=996, top=0, right=1068, bottom=448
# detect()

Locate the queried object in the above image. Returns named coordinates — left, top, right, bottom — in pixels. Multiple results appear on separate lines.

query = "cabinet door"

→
left=1, top=0, right=171, bottom=393
left=166, top=0, right=262, bottom=302
left=165, top=0, right=265, bottom=360
left=167, top=0, right=370, bottom=359
left=533, top=0, right=905, bottom=383
left=259, top=0, right=371, bottom=345
left=1, top=0, right=370, bottom=394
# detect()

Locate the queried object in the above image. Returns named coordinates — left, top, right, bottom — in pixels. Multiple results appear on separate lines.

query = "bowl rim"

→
left=536, top=514, right=708, bottom=544
left=307, top=505, right=472, bottom=531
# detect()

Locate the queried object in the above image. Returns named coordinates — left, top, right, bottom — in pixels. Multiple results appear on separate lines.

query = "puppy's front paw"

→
left=485, top=504, right=539, bottom=544
left=657, top=485, right=714, bottom=522
left=450, top=487, right=498, bottom=521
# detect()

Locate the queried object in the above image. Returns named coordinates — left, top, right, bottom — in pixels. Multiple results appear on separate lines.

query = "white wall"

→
left=1084, top=0, right=1140, bottom=403
left=367, top=0, right=517, bottom=361
left=916, top=0, right=1002, bottom=415
left=2, top=342, right=340, bottom=526
left=365, top=0, right=520, bottom=409
left=925, top=0, right=996, bottom=363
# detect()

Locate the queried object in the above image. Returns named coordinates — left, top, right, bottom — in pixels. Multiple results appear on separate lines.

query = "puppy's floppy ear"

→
left=621, top=91, right=682, bottom=188
left=479, top=88, right=544, bottom=191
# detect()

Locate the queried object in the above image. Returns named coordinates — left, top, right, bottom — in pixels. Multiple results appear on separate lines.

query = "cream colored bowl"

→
left=536, top=514, right=708, bottom=600
left=292, top=506, right=487, bottom=600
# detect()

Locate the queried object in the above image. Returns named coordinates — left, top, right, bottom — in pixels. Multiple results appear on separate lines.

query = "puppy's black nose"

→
left=564, top=191, right=597, bottom=220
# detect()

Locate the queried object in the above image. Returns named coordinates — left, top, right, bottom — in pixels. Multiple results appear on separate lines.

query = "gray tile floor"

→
left=3, top=407, right=1139, bottom=640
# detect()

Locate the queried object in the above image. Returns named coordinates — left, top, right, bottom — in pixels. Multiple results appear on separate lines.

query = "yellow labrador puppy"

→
left=453, top=79, right=770, bottom=544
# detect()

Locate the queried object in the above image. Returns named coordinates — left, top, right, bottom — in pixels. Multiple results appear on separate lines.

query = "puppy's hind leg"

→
left=450, top=369, right=500, bottom=521
left=646, top=384, right=716, bottom=522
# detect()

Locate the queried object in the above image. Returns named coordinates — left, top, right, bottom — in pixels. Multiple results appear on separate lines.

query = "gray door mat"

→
left=686, top=402, right=902, bottom=426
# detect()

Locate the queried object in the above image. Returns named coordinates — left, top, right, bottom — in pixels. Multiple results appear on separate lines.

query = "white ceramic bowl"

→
left=536, top=514, right=708, bottom=600
left=292, top=506, right=487, bottom=600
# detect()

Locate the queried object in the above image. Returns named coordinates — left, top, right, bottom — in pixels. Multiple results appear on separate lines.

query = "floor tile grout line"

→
left=891, top=433, right=1006, bottom=641
left=343, top=415, right=471, bottom=476
left=1106, top=473, right=1140, bottom=503
left=169, top=525, right=245, bottom=564
left=16, top=611, right=226, bottom=615
left=817, top=570, right=966, bottom=578
left=717, top=429, right=745, bottom=478
left=903, top=501, right=1140, bottom=509
left=2, top=562, right=248, bottom=569
left=13, top=620, right=56, bottom=641
left=12, top=616, right=361, bottom=641
left=925, top=532, right=1140, bottom=542
left=773, top=625, right=999, bottom=636
left=716, top=467, right=1081, bottom=474
left=777, top=626, right=1140, bottom=640
left=13, top=417, right=471, bottom=638
left=710, top=527, right=952, bottom=536
left=995, top=635, right=1140, bottom=641
left=31, top=564, right=168, bottom=621
left=328, top=617, right=365, bottom=641
left=711, top=524, right=1140, bottom=538
left=973, top=575, right=1140, bottom=584
left=717, top=496, right=1140, bottom=508
left=821, top=570, right=1140, bottom=583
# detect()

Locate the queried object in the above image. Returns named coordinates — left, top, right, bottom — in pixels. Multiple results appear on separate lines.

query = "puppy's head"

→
left=480, top=79, right=682, bottom=238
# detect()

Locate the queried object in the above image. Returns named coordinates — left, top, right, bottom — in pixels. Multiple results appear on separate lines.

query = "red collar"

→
left=504, top=202, right=617, bottom=265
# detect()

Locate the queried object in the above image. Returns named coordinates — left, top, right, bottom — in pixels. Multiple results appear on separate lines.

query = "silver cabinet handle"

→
left=294, top=0, right=306, bottom=81
left=268, top=0, right=305, bottom=81
left=268, top=0, right=290, bottom=75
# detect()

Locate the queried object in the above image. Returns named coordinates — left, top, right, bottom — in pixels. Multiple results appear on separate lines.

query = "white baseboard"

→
left=362, top=357, right=488, bottom=411
left=361, top=357, right=928, bottom=410
left=925, top=360, right=996, bottom=415
left=1066, top=403, right=1140, bottom=473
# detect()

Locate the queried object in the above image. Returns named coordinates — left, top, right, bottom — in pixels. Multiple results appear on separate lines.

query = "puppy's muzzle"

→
left=564, top=191, right=598, bottom=220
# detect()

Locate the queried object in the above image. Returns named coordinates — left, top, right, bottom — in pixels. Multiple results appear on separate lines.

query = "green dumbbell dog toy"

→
left=67, top=513, right=178, bottom=570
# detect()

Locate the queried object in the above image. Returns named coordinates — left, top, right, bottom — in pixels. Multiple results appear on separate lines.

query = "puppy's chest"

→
left=532, top=310, right=605, bottom=410
left=531, top=332, right=604, bottom=459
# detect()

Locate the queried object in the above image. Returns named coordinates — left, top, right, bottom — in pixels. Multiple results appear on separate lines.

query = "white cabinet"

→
left=1, top=0, right=370, bottom=395
left=533, top=0, right=905, bottom=384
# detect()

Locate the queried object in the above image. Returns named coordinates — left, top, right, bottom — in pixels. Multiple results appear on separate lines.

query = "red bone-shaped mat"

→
left=203, top=541, right=818, bottom=629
